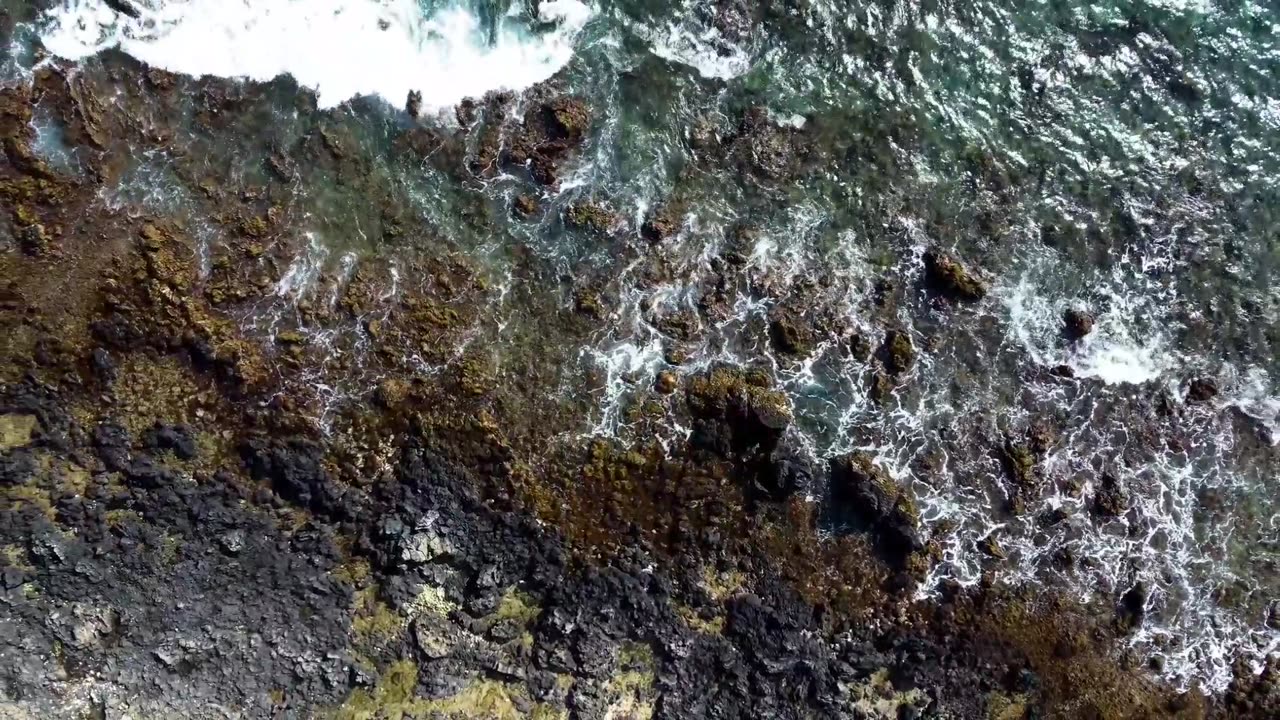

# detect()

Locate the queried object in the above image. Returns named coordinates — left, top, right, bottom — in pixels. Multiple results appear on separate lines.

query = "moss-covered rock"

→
left=513, top=194, right=539, bottom=218
left=828, top=452, right=923, bottom=565
left=0, top=414, right=37, bottom=451
left=654, top=371, right=678, bottom=395
left=923, top=248, right=987, bottom=301
left=564, top=201, right=617, bottom=234
left=768, top=312, right=815, bottom=356
left=1001, top=440, right=1037, bottom=489
left=879, top=328, right=915, bottom=375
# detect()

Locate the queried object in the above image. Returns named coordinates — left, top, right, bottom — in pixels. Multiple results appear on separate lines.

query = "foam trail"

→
left=38, top=0, right=593, bottom=111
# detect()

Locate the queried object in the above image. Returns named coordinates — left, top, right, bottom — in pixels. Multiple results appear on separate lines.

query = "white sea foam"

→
left=1002, top=268, right=1173, bottom=386
left=648, top=24, right=753, bottom=80
left=38, top=0, right=593, bottom=111
left=642, top=2, right=755, bottom=81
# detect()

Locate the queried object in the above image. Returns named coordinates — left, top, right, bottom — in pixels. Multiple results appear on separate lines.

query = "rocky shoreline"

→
left=0, top=13, right=1276, bottom=720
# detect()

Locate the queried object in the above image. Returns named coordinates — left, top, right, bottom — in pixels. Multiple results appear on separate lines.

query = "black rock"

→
left=1063, top=308, right=1094, bottom=341
left=1186, top=377, right=1218, bottom=403
left=144, top=423, right=199, bottom=460
left=105, top=0, right=141, bottom=19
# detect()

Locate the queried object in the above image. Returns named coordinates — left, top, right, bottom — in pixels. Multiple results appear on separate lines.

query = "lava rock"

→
left=240, top=437, right=351, bottom=520
left=144, top=423, right=199, bottom=460
left=641, top=205, right=681, bottom=243
left=1063, top=308, right=1094, bottom=341
left=828, top=452, right=923, bottom=562
left=768, top=312, right=815, bottom=357
left=879, top=328, right=915, bottom=375
left=513, top=194, right=539, bottom=218
left=105, top=0, right=141, bottom=19
left=923, top=248, right=988, bottom=301
left=1186, top=377, right=1218, bottom=403
left=1116, top=581, right=1148, bottom=634
left=1091, top=473, right=1129, bottom=518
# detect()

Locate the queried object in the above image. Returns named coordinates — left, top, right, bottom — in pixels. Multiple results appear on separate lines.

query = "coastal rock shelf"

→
left=1, top=0, right=1278, bottom=718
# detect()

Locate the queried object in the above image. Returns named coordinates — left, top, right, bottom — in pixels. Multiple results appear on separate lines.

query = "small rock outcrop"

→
left=923, top=248, right=988, bottom=301
left=405, top=89, right=422, bottom=118
left=828, top=452, right=923, bottom=563
left=879, top=328, right=915, bottom=375
left=1091, top=472, right=1129, bottom=518
left=768, top=311, right=815, bottom=357
left=1186, top=377, right=1219, bottom=403
left=1063, top=308, right=1094, bottom=341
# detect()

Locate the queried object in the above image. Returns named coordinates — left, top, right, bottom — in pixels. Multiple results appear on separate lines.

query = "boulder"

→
left=1062, top=308, right=1094, bottom=341
left=922, top=249, right=987, bottom=301
left=879, top=329, right=915, bottom=375
left=828, top=452, right=923, bottom=561
left=768, top=312, right=815, bottom=357
left=1186, top=377, right=1218, bottom=403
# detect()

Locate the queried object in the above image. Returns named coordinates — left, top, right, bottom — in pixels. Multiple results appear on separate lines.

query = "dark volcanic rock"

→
left=1186, top=377, right=1219, bottom=403
left=405, top=89, right=422, bottom=118
left=240, top=437, right=353, bottom=519
left=1063, top=308, right=1095, bottom=341
left=513, top=193, right=539, bottom=218
left=879, top=328, right=915, bottom=375
left=143, top=422, right=198, bottom=460
left=1091, top=472, right=1129, bottom=518
left=730, top=107, right=809, bottom=181
left=828, top=452, right=923, bottom=563
left=1116, top=581, right=1148, bottom=634
left=922, top=248, right=988, bottom=301
left=641, top=204, right=681, bottom=243
left=104, top=0, right=141, bottom=19
left=768, top=311, right=816, bottom=357
left=506, top=96, right=592, bottom=187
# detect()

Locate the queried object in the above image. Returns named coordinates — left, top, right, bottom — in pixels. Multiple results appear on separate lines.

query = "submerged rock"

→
left=405, top=89, right=422, bottom=118
left=730, top=107, right=809, bottom=181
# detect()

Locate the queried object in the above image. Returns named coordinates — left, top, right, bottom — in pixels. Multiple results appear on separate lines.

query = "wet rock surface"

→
left=0, top=26, right=1245, bottom=720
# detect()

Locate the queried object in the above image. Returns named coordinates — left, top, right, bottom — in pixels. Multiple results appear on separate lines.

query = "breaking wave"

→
left=38, top=0, right=593, bottom=111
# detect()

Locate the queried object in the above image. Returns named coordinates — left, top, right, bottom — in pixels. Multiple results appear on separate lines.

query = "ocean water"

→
left=11, top=0, right=1280, bottom=692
